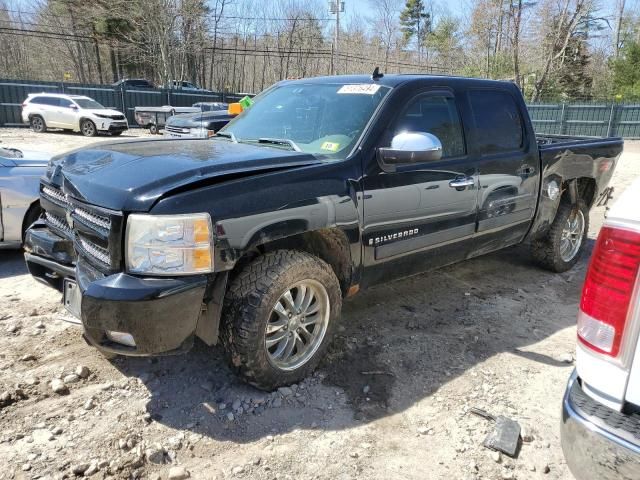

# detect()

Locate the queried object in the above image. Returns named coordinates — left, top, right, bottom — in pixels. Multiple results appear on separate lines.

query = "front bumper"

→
left=24, top=226, right=208, bottom=355
left=561, top=370, right=640, bottom=480
left=96, top=120, right=128, bottom=132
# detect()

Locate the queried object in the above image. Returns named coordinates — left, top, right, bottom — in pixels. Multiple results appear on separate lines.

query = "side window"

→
left=59, top=98, right=73, bottom=108
left=468, top=90, right=523, bottom=154
left=395, top=94, right=465, bottom=158
left=43, top=97, right=59, bottom=106
left=28, top=97, right=44, bottom=105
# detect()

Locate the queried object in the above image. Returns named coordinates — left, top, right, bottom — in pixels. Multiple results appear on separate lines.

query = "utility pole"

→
left=329, top=0, right=344, bottom=75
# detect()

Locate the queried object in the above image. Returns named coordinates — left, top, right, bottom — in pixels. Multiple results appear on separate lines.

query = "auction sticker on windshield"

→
left=337, top=84, right=381, bottom=95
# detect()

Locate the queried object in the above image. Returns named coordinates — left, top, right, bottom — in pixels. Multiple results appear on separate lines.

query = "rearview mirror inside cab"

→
left=377, top=131, right=443, bottom=171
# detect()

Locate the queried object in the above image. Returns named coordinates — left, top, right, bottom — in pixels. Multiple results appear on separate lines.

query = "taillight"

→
left=578, top=226, right=640, bottom=357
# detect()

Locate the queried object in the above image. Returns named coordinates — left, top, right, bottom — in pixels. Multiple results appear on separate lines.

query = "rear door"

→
left=465, top=88, right=540, bottom=255
left=37, top=97, right=59, bottom=126
left=361, top=88, right=478, bottom=285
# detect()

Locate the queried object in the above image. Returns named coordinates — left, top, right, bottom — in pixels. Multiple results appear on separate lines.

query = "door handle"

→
left=449, top=176, right=475, bottom=189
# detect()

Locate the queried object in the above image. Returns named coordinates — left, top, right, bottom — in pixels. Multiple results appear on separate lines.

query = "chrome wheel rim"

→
left=560, top=209, right=585, bottom=262
left=82, top=121, right=94, bottom=136
left=265, top=279, right=330, bottom=371
left=32, top=117, right=43, bottom=131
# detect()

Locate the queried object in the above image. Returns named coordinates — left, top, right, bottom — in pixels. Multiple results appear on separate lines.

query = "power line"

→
left=0, top=7, right=333, bottom=23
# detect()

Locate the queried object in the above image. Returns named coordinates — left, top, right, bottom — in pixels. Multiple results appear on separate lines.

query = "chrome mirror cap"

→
left=377, top=131, right=443, bottom=170
left=391, top=131, right=443, bottom=156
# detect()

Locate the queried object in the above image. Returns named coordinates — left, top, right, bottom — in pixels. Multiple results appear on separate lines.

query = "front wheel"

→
left=80, top=119, right=97, bottom=137
left=531, top=200, right=589, bottom=272
left=221, top=250, right=342, bottom=390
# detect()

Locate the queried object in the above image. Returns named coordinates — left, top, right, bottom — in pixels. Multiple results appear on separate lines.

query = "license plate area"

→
left=63, top=279, right=81, bottom=319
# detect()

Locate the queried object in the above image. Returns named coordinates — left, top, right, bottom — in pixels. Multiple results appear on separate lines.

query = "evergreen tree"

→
left=612, top=41, right=640, bottom=100
left=399, top=0, right=431, bottom=60
left=557, top=34, right=593, bottom=99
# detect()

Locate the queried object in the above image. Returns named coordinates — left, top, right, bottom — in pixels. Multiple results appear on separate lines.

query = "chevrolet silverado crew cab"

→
left=561, top=178, right=640, bottom=480
left=24, top=74, right=623, bottom=390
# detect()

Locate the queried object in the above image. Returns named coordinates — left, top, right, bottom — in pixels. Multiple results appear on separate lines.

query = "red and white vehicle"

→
left=561, top=178, right=640, bottom=480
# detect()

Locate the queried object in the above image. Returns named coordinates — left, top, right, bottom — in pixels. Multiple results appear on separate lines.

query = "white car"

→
left=21, top=94, right=128, bottom=137
left=561, top=177, right=640, bottom=480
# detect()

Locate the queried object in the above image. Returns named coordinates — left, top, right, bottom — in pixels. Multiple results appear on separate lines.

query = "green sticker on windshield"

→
left=321, top=141, right=340, bottom=152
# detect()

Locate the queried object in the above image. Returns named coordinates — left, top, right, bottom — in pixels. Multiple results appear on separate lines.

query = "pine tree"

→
left=399, top=0, right=431, bottom=61
left=612, top=41, right=640, bottom=100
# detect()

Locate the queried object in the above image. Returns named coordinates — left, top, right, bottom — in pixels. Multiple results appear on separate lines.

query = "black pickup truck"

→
left=24, top=74, right=623, bottom=390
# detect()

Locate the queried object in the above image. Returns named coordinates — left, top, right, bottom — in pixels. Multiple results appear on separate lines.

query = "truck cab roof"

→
left=281, top=74, right=514, bottom=90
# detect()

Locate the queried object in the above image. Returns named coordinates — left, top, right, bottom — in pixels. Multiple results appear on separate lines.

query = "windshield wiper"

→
left=215, top=131, right=237, bottom=143
left=257, top=137, right=301, bottom=152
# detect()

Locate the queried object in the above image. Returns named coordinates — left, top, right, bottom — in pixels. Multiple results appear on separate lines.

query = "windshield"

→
left=218, top=83, right=391, bottom=157
left=75, top=98, right=105, bottom=109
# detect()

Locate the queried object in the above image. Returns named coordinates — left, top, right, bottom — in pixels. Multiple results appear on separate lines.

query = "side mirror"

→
left=70, top=104, right=79, bottom=110
left=377, top=132, right=443, bottom=170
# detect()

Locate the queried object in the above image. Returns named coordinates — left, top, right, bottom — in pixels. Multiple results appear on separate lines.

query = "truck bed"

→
left=536, top=133, right=623, bottom=147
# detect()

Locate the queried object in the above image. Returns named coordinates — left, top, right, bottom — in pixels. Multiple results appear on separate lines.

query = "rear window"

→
left=468, top=90, right=524, bottom=154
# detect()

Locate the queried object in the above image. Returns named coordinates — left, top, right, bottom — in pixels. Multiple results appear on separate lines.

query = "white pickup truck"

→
left=561, top=177, right=640, bottom=480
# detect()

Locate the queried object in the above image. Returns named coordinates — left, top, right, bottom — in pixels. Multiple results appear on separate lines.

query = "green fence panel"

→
left=528, top=101, right=640, bottom=139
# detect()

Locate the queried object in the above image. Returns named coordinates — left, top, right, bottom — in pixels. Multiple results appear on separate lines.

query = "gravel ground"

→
left=1, top=129, right=639, bottom=480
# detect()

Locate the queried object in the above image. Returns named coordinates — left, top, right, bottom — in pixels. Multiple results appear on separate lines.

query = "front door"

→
left=56, top=98, right=78, bottom=129
left=361, top=89, right=478, bottom=287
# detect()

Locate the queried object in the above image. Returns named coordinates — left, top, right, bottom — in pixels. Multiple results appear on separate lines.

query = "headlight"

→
left=125, top=213, right=213, bottom=275
left=190, top=127, right=214, bottom=138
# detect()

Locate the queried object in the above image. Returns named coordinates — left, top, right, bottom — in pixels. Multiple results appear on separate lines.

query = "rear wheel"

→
left=148, top=124, right=158, bottom=135
left=80, top=119, right=97, bottom=137
left=30, top=115, right=46, bottom=133
left=221, top=250, right=342, bottom=390
left=531, top=200, right=589, bottom=272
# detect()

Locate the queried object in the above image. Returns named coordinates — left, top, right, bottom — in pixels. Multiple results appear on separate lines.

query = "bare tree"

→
left=368, top=0, right=401, bottom=72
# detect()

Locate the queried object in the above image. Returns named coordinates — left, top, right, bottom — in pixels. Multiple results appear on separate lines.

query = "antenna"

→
left=372, top=67, right=384, bottom=80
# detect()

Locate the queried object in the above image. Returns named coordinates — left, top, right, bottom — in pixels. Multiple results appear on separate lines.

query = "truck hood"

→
left=84, top=108, right=125, bottom=117
left=47, top=138, right=321, bottom=211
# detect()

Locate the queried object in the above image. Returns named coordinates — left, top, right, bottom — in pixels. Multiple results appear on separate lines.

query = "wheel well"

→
left=22, top=201, right=42, bottom=238
left=562, top=177, right=597, bottom=207
left=233, top=228, right=353, bottom=295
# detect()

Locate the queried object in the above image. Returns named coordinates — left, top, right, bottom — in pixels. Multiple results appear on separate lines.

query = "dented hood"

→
left=46, top=138, right=320, bottom=211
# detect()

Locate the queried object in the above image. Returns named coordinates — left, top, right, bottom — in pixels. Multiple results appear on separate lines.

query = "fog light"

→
left=106, top=331, right=136, bottom=347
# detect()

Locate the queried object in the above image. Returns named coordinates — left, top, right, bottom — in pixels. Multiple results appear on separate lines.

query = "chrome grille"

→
left=165, top=126, right=190, bottom=134
left=74, top=206, right=111, bottom=230
left=40, top=183, right=122, bottom=272
left=78, top=236, right=111, bottom=266
left=42, top=185, right=71, bottom=208
left=45, top=212, right=72, bottom=235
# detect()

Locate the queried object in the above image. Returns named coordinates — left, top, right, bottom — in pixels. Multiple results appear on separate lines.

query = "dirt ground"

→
left=1, top=129, right=639, bottom=480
